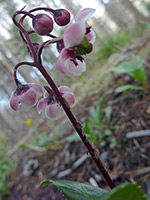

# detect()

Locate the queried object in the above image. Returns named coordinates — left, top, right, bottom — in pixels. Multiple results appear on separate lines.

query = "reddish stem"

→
left=38, top=64, right=115, bottom=189
left=13, top=61, right=35, bottom=85
left=12, top=9, right=115, bottom=189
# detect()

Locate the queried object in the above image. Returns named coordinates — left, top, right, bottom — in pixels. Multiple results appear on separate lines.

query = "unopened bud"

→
left=53, top=9, right=70, bottom=26
left=32, top=14, right=53, bottom=36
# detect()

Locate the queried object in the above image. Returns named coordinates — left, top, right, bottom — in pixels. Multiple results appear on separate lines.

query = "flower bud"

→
left=32, top=14, right=53, bottom=35
left=53, top=9, right=70, bottom=26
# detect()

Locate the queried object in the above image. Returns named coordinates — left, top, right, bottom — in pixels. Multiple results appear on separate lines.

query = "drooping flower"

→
left=10, top=83, right=43, bottom=112
left=37, top=86, right=75, bottom=120
left=57, top=48, right=86, bottom=76
left=64, top=8, right=96, bottom=48
left=57, top=8, right=96, bottom=76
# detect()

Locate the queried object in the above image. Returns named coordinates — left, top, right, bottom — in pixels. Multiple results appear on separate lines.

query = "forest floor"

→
left=3, top=29, right=150, bottom=200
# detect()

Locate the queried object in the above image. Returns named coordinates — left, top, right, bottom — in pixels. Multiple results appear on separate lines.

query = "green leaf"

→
left=128, top=68, right=147, bottom=84
left=112, top=59, right=147, bottom=84
left=110, top=125, right=120, bottom=130
left=109, top=137, right=118, bottom=149
left=83, top=121, right=93, bottom=135
left=90, top=107, right=99, bottom=121
left=65, top=133, right=81, bottom=142
left=18, top=144, right=27, bottom=148
left=76, top=36, right=93, bottom=55
left=29, top=139, right=38, bottom=146
left=99, top=92, right=109, bottom=122
left=115, top=84, right=144, bottom=93
left=104, top=129, right=112, bottom=136
left=105, top=106, right=112, bottom=122
left=100, top=140, right=107, bottom=147
left=40, top=179, right=107, bottom=200
left=101, top=183, right=146, bottom=200
left=112, top=59, right=143, bottom=73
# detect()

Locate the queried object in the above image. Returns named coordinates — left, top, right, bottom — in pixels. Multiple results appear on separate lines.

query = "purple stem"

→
left=12, top=10, right=115, bottom=189
left=13, top=61, right=35, bottom=85
left=38, top=64, right=115, bottom=189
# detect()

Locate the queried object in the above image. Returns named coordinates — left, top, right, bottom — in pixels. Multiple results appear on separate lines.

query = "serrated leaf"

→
left=115, top=84, right=144, bottom=93
left=101, top=183, right=146, bottom=200
left=40, top=179, right=107, bottom=200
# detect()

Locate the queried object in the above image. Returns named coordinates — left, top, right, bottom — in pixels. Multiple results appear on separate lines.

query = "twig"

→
left=126, top=130, right=150, bottom=139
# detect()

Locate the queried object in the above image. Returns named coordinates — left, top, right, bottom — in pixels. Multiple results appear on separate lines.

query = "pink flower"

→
left=57, top=8, right=95, bottom=76
left=10, top=83, right=43, bottom=112
left=57, top=48, right=86, bottom=76
left=64, top=8, right=96, bottom=48
left=37, top=86, right=75, bottom=120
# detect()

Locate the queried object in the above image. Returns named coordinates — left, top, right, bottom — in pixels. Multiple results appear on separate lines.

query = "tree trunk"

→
left=61, top=0, right=82, bottom=16
left=120, top=0, right=149, bottom=23
left=100, top=0, right=130, bottom=30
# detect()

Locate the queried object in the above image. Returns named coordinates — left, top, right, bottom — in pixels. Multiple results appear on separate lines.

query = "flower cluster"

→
left=10, top=7, right=95, bottom=120
left=57, top=8, right=96, bottom=76
left=37, top=86, right=75, bottom=120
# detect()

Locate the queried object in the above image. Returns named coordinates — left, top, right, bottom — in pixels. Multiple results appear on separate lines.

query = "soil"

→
left=3, top=34, right=150, bottom=199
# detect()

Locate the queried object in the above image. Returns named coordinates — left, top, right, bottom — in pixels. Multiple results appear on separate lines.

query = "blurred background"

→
left=0, top=0, right=150, bottom=145
left=0, top=0, right=150, bottom=198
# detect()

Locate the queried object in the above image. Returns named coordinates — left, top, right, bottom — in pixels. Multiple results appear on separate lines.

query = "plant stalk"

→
left=13, top=10, right=115, bottom=189
left=38, top=64, right=115, bottom=189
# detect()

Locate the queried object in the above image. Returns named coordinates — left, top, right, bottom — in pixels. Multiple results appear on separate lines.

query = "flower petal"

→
left=62, top=93, right=75, bottom=107
left=58, top=86, right=73, bottom=94
left=21, top=88, right=37, bottom=106
left=86, top=29, right=96, bottom=44
left=44, top=91, right=49, bottom=98
left=45, top=103, right=61, bottom=120
left=9, top=92, right=20, bottom=112
left=63, top=23, right=86, bottom=48
left=75, top=8, right=96, bottom=24
left=65, top=59, right=86, bottom=76
left=57, top=55, right=67, bottom=75
left=28, top=83, right=43, bottom=95
left=37, top=98, right=47, bottom=114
